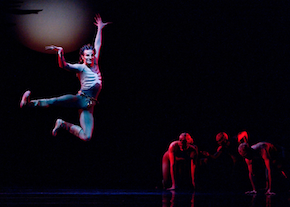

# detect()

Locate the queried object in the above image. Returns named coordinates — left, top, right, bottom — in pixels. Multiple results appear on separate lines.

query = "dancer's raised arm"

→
left=45, top=45, right=82, bottom=72
left=93, top=14, right=111, bottom=62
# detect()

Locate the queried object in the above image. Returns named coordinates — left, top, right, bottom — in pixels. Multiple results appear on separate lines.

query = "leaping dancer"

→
left=20, top=14, right=110, bottom=141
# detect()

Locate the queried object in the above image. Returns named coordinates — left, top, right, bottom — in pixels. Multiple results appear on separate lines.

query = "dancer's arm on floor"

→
left=168, top=144, right=176, bottom=190
left=261, top=149, right=275, bottom=195
left=190, top=159, right=196, bottom=188
left=191, top=146, right=198, bottom=188
left=245, top=158, right=257, bottom=194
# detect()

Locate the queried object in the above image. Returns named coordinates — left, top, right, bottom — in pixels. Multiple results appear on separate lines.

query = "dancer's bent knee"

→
left=79, top=129, right=92, bottom=142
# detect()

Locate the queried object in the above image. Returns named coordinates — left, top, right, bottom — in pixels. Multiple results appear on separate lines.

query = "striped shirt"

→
left=78, top=64, right=102, bottom=91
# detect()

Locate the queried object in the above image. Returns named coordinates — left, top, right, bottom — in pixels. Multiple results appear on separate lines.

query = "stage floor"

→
left=0, top=188, right=289, bottom=206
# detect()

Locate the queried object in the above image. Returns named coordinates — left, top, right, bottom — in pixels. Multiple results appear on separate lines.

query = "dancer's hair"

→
left=238, top=143, right=250, bottom=157
left=216, top=132, right=228, bottom=143
left=237, top=131, right=249, bottom=144
left=179, top=132, right=194, bottom=144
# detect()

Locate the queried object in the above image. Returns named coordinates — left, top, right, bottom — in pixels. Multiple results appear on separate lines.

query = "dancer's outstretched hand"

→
left=45, top=45, right=63, bottom=55
left=94, top=14, right=112, bottom=29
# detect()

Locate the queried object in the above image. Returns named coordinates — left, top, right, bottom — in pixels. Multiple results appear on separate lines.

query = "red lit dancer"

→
left=201, top=132, right=239, bottom=164
left=198, top=132, right=244, bottom=191
left=238, top=142, right=287, bottom=195
left=162, top=133, right=198, bottom=190
left=20, top=14, right=110, bottom=141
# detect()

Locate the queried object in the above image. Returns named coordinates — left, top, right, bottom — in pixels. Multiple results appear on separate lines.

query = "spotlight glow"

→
left=12, top=0, right=94, bottom=53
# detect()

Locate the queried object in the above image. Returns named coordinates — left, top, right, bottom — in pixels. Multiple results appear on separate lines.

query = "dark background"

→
left=0, top=0, right=290, bottom=191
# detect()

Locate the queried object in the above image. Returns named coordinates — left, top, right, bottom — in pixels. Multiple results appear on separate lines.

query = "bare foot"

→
left=52, top=119, right=64, bottom=136
left=20, top=90, right=31, bottom=108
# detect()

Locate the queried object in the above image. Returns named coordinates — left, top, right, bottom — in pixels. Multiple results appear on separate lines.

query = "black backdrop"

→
left=0, top=0, right=290, bottom=190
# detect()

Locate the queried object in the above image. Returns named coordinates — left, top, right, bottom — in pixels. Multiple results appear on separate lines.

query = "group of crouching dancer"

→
left=162, top=131, right=288, bottom=194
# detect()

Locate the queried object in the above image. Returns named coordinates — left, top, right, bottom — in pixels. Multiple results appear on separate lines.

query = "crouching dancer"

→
left=238, top=142, right=288, bottom=195
left=162, top=133, right=198, bottom=190
left=20, top=14, right=110, bottom=141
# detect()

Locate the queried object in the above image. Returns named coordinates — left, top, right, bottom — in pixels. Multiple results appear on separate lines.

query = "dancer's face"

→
left=82, top=49, right=95, bottom=66
left=179, top=134, right=188, bottom=149
left=217, top=137, right=227, bottom=146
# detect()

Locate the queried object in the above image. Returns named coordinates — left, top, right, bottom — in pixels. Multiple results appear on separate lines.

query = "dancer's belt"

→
left=78, top=91, right=99, bottom=104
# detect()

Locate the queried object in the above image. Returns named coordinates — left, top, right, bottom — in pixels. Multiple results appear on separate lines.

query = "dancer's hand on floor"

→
left=245, top=190, right=257, bottom=194
left=265, top=189, right=275, bottom=195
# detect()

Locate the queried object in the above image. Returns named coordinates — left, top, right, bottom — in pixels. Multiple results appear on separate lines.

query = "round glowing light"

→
left=12, top=0, right=94, bottom=53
